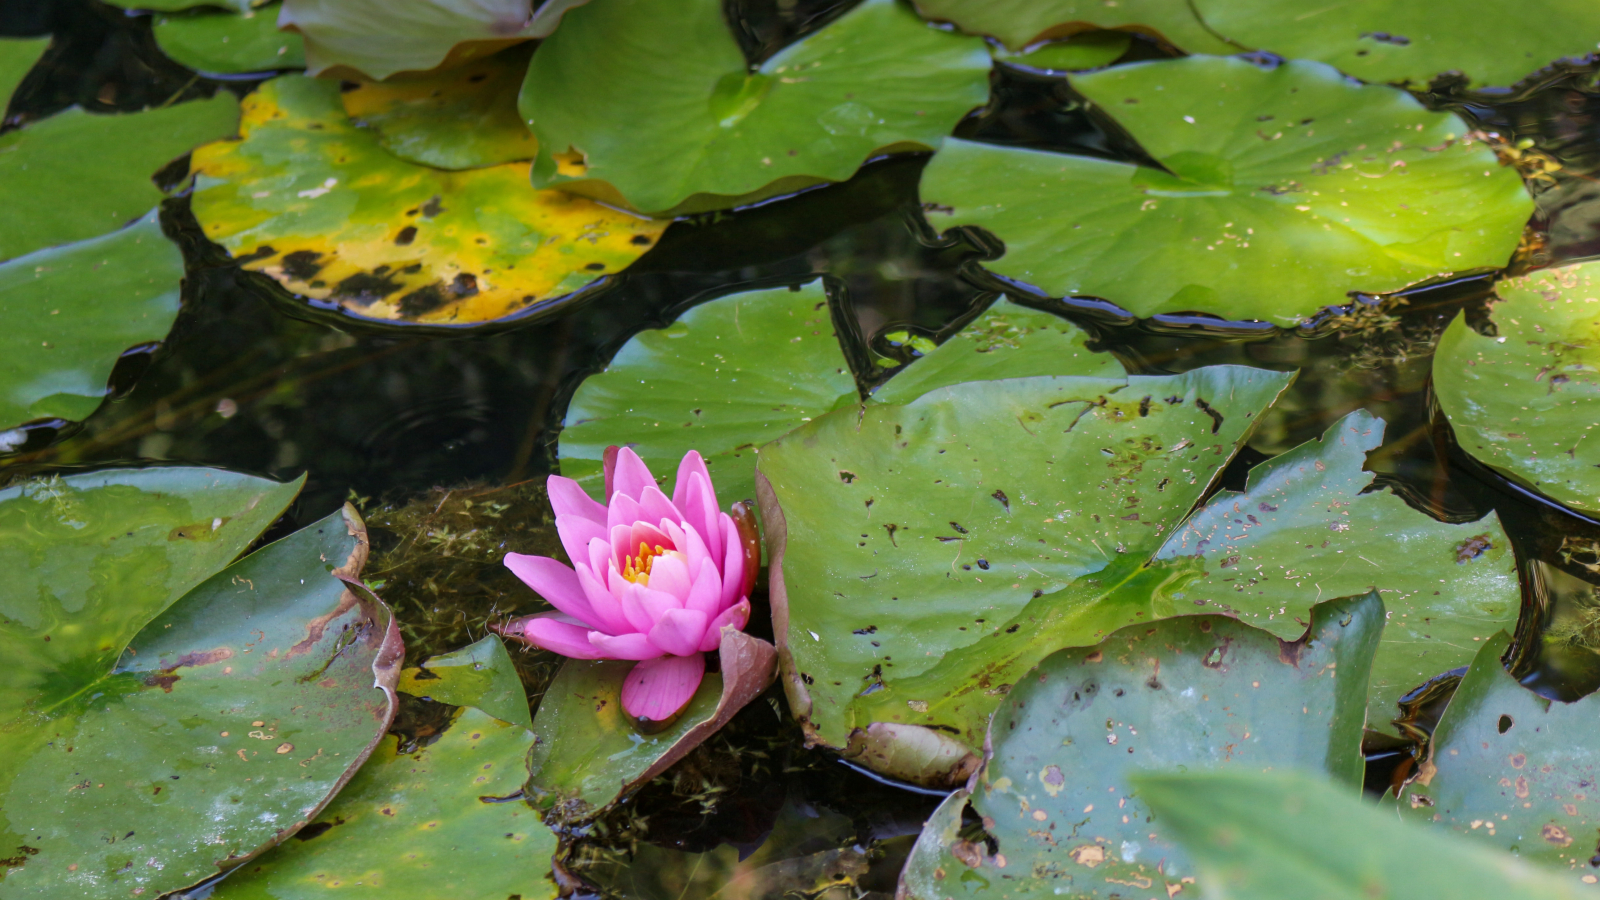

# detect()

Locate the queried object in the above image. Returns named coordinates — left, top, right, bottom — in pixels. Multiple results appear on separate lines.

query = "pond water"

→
left=5, top=1, right=1600, bottom=897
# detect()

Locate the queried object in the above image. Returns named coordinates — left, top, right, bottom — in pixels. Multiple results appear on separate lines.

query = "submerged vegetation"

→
left=3, top=0, right=1600, bottom=898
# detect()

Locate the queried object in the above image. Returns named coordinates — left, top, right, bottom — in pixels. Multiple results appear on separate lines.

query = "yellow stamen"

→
left=622, top=542, right=668, bottom=585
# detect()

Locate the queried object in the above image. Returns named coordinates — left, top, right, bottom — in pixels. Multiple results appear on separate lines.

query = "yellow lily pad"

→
left=189, top=74, right=665, bottom=326
left=342, top=46, right=536, bottom=170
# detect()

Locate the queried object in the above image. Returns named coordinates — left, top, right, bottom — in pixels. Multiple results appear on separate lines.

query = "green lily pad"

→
left=1156, top=410, right=1521, bottom=735
left=0, top=37, right=49, bottom=106
left=912, top=0, right=1234, bottom=54
left=524, top=629, right=775, bottom=823
left=1137, top=769, right=1591, bottom=900
left=342, top=47, right=536, bottom=170
left=1432, top=261, right=1600, bottom=519
left=919, top=57, right=1532, bottom=325
left=519, top=0, right=992, bottom=215
left=899, top=592, right=1381, bottom=899
left=991, top=32, right=1133, bottom=72
left=154, top=3, right=306, bottom=74
left=1196, top=0, right=1600, bottom=90
left=755, top=364, right=1294, bottom=783
left=558, top=280, right=858, bottom=506
left=396, top=634, right=531, bottom=730
left=213, top=706, right=555, bottom=900
left=279, top=0, right=588, bottom=80
left=0, top=93, right=240, bottom=262
left=0, top=466, right=302, bottom=719
left=0, top=211, right=183, bottom=437
left=0, top=505, right=404, bottom=899
left=189, top=75, right=664, bottom=327
left=870, top=298, right=1124, bottom=405
left=1397, top=633, right=1600, bottom=871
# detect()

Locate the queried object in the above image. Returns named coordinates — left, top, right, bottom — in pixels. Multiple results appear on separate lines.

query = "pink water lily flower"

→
left=502, top=447, right=758, bottom=725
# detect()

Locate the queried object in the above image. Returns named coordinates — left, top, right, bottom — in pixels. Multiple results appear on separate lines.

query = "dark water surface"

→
left=7, top=1, right=1600, bottom=896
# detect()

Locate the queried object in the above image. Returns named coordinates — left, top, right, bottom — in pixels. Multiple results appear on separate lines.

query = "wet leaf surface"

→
left=279, top=0, right=588, bottom=81
left=153, top=3, right=306, bottom=75
left=213, top=708, right=554, bottom=900
left=0, top=37, right=49, bottom=104
left=0, top=505, right=403, bottom=900
left=1157, top=410, right=1520, bottom=735
left=396, top=634, right=531, bottom=730
left=1397, top=633, right=1600, bottom=872
left=756, top=365, right=1294, bottom=782
left=189, top=75, right=664, bottom=327
left=1195, top=0, right=1600, bottom=89
left=341, top=46, right=536, bottom=171
left=524, top=629, right=776, bottom=823
left=0, top=212, right=184, bottom=436
left=0, top=466, right=302, bottom=719
left=990, top=32, right=1132, bottom=73
left=870, top=298, right=1124, bottom=405
left=920, top=57, right=1532, bottom=324
left=558, top=280, right=857, bottom=506
left=0, top=93, right=240, bottom=262
left=1433, top=260, right=1600, bottom=518
left=1139, top=769, right=1591, bottom=899
left=912, top=0, right=1234, bottom=54
left=519, top=0, right=991, bottom=215
left=900, top=592, right=1382, bottom=898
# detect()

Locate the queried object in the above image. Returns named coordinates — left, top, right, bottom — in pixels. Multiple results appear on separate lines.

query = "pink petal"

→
left=637, top=485, right=683, bottom=530
left=505, top=553, right=598, bottom=627
left=699, top=599, right=751, bottom=652
left=627, top=521, right=674, bottom=557
left=623, top=580, right=683, bottom=626
left=684, top=558, right=723, bottom=618
left=602, top=445, right=620, bottom=502
left=674, top=521, right=712, bottom=580
left=554, top=514, right=606, bottom=573
left=547, top=474, right=607, bottom=525
left=607, top=491, right=644, bottom=531
left=611, top=446, right=657, bottom=502
left=672, top=451, right=714, bottom=511
left=610, top=568, right=658, bottom=632
left=648, top=607, right=709, bottom=657
left=522, top=614, right=607, bottom=659
left=719, top=518, right=746, bottom=609
left=589, top=630, right=664, bottom=660
left=621, top=653, right=705, bottom=723
left=574, top=562, right=631, bottom=635
left=646, top=553, right=693, bottom=601
left=680, top=471, right=724, bottom=570
left=587, top=535, right=614, bottom=579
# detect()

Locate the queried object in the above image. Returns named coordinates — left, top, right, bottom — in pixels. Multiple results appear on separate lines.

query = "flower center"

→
left=622, top=542, right=672, bottom=585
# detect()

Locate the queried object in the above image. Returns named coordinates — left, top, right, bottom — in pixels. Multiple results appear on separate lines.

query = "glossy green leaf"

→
left=1156, top=410, right=1520, bottom=735
left=396, top=634, right=531, bottom=730
left=991, top=32, right=1132, bottom=72
left=899, top=592, right=1382, bottom=899
left=280, top=0, right=588, bottom=80
left=0, top=93, right=240, bottom=262
left=525, top=629, right=775, bottom=823
left=558, top=280, right=858, bottom=506
left=520, top=0, right=992, bottom=215
left=154, top=3, right=305, bottom=74
left=189, top=75, right=664, bottom=326
left=913, top=0, right=1234, bottom=54
left=1196, top=0, right=1600, bottom=90
left=1397, top=633, right=1600, bottom=872
left=870, top=298, right=1124, bottom=405
left=342, top=47, right=536, bottom=170
left=213, top=707, right=555, bottom=900
left=0, top=211, right=183, bottom=436
left=1432, top=261, right=1600, bottom=518
left=755, top=365, right=1294, bottom=782
left=0, top=466, right=302, bottom=719
left=0, top=37, right=49, bottom=105
left=1138, top=769, right=1591, bottom=900
left=0, top=506, right=404, bottom=900
left=920, top=57, right=1532, bottom=325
